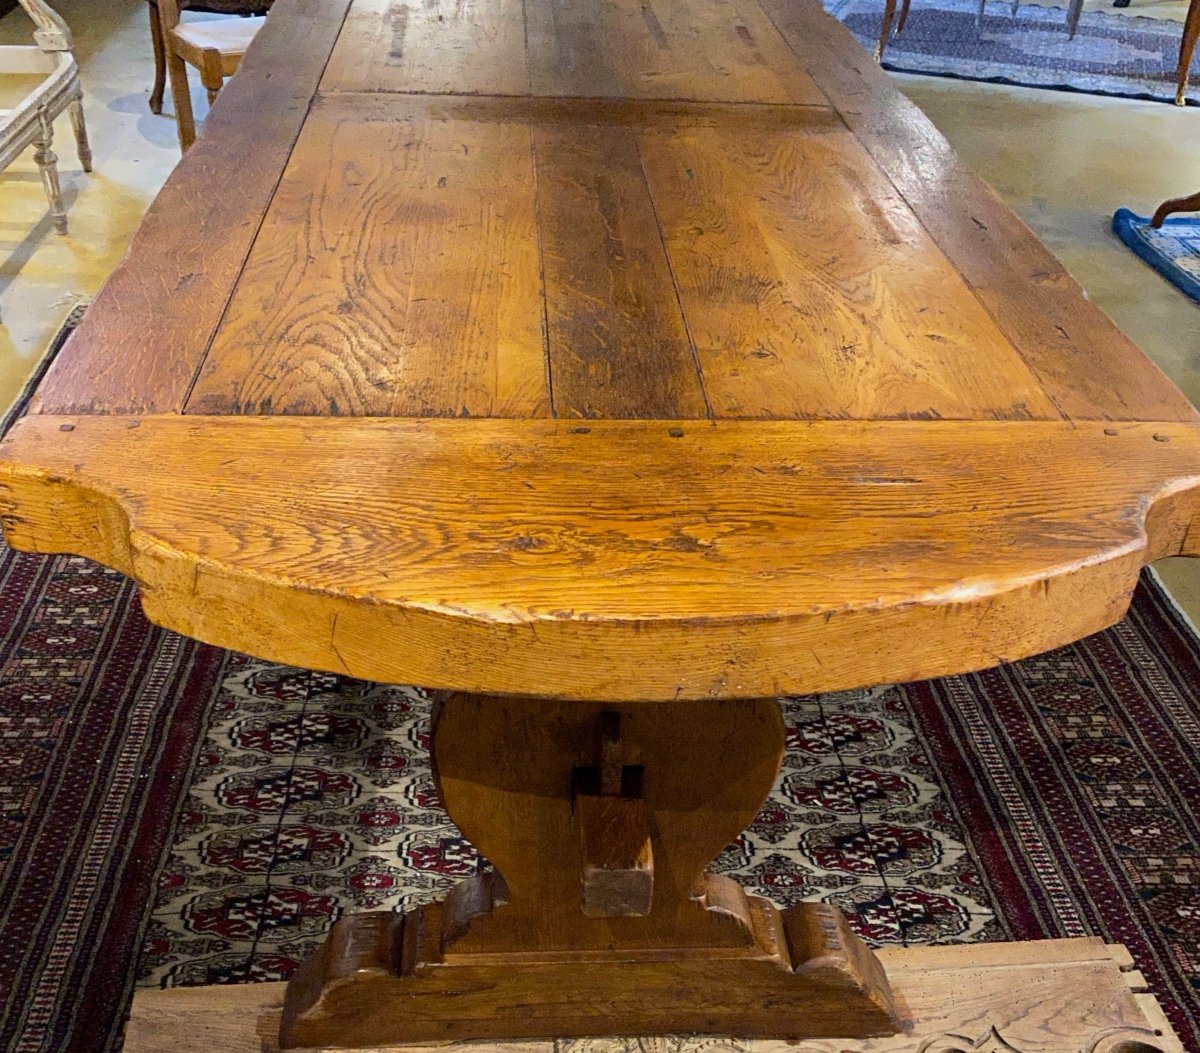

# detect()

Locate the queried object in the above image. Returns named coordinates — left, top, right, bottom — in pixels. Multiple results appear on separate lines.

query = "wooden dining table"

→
left=3, top=0, right=1200, bottom=1048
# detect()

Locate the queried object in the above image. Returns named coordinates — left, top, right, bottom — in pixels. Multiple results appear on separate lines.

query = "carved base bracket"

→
left=278, top=899, right=896, bottom=1045
left=124, top=939, right=1182, bottom=1053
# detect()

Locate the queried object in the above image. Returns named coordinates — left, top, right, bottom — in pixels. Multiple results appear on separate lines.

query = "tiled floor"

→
left=0, top=0, right=1197, bottom=619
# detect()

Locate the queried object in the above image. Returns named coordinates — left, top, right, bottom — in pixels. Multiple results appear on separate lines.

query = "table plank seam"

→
left=755, top=0, right=1198, bottom=423
left=630, top=130, right=715, bottom=421
left=178, top=0, right=357, bottom=417
left=528, top=107, right=558, bottom=419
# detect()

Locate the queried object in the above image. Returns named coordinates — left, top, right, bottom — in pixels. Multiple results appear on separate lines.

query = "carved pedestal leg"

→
left=280, top=695, right=901, bottom=1048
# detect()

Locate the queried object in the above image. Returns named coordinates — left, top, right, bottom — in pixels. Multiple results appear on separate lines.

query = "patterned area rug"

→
left=0, top=308, right=231, bottom=1053
left=2, top=319, right=1200, bottom=1051
left=1114, top=207, right=1200, bottom=304
left=826, top=0, right=1197, bottom=104
left=133, top=579, right=1200, bottom=1049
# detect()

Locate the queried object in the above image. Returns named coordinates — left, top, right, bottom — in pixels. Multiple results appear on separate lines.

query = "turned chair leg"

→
left=68, top=96, right=92, bottom=173
left=199, top=49, right=225, bottom=107
left=1177, top=0, right=1200, bottom=105
left=166, top=48, right=196, bottom=151
left=32, top=112, right=67, bottom=235
left=148, top=1, right=167, bottom=115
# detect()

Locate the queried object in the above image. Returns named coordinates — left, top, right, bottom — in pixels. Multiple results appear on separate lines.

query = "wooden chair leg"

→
left=1065, top=0, right=1085, bottom=40
left=1177, top=0, right=1200, bottom=105
left=199, top=49, right=224, bottom=108
left=896, top=0, right=913, bottom=36
left=32, top=112, right=66, bottom=235
left=148, top=1, right=166, bottom=115
left=875, top=0, right=898, bottom=60
left=165, top=48, right=196, bottom=151
left=1151, top=190, right=1200, bottom=228
left=68, top=95, right=92, bottom=173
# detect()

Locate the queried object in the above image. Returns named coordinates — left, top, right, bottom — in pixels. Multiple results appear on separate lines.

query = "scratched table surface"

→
left=2, top=0, right=1200, bottom=702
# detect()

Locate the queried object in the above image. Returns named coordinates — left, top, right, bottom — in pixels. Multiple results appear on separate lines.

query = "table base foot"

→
left=125, top=939, right=1183, bottom=1053
left=278, top=898, right=897, bottom=1046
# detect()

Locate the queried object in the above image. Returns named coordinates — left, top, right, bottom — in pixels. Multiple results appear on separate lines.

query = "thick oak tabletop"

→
left=2, top=0, right=1200, bottom=701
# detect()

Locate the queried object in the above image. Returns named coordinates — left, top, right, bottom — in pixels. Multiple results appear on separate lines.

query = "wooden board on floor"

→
left=123, top=938, right=1183, bottom=1053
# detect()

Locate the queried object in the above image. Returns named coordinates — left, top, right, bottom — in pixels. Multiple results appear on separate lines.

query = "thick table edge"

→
left=3, top=414, right=1200, bottom=701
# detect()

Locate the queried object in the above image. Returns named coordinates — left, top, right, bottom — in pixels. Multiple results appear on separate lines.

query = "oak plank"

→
left=639, top=122, right=1061, bottom=420
left=123, top=938, right=1184, bottom=1052
left=756, top=0, right=1199, bottom=423
left=31, top=0, right=354, bottom=416
left=321, top=0, right=529, bottom=96
left=524, top=0, right=830, bottom=105
left=322, top=0, right=830, bottom=104
left=186, top=95, right=549, bottom=418
left=533, top=122, right=708, bottom=418
left=4, top=415, right=1200, bottom=700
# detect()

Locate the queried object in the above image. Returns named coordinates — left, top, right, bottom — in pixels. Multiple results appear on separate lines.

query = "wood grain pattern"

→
left=185, top=91, right=1071, bottom=421
left=322, top=0, right=829, bottom=105
left=26, top=0, right=1199, bottom=424
left=637, top=120, right=1060, bottom=420
left=4, top=414, right=1200, bottom=701
left=279, top=694, right=898, bottom=1045
left=756, top=0, right=1199, bottom=423
left=187, top=95, right=549, bottom=417
left=322, top=0, right=529, bottom=96
left=31, top=0, right=354, bottom=416
left=122, top=939, right=1184, bottom=1053
left=524, top=0, right=828, bottom=104
left=533, top=121, right=708, bottom=419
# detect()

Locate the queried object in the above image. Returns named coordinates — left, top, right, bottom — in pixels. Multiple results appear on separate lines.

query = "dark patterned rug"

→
left=827, top=0, right=1198, bottom=105
left=134, top=585, right=1200, bottom=1050
left=2, top=322, right=1200, bottom=1051
left=0, top=309, right=230, bottom=1053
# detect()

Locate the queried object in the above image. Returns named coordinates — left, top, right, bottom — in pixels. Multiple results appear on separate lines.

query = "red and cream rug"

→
left=1, top=535, right=1199, bottom=1048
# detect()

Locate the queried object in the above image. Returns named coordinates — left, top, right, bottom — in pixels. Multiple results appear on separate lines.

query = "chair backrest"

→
left=157, top=0, right=273, bottom=34
left=178, top=0, right=274, bottom=13
left=18, top=0, right=73, bottom=52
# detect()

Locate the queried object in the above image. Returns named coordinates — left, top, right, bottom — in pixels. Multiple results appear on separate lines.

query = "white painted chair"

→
left=0, top=0, right=91, bottom=235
